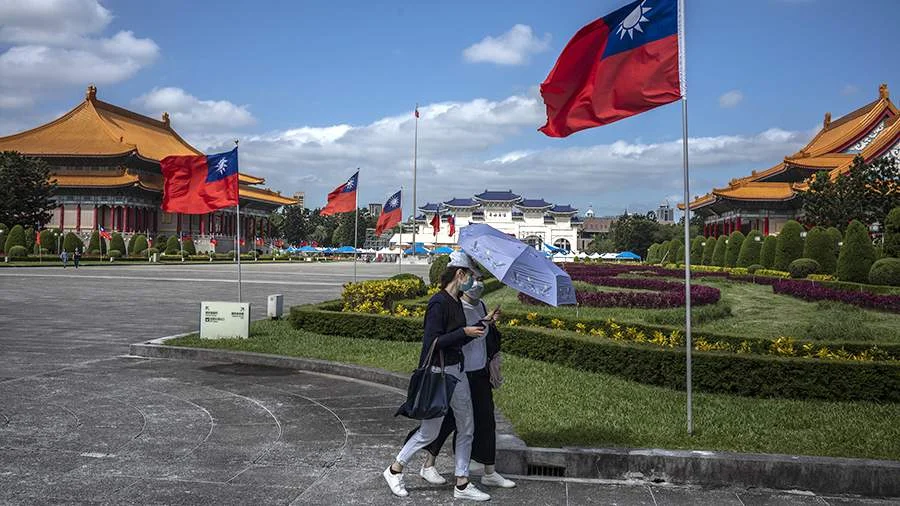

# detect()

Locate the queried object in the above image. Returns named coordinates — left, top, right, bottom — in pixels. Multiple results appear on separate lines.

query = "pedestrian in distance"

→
left=383, top=252, right=492, bottom=502
left=59, top=249, right=69, bottom=268
left=73, top=247, right=81, bottom=269
left=410, top=272, right=516, bottom=490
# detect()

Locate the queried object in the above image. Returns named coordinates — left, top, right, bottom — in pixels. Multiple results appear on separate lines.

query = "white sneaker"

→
left=419, top=465, right=447, bottom=484
left=481, top=471, right=516, bottom=488
left=383, top=467, right=408, bottom=497
left=453, top=483, right=491, bottom=502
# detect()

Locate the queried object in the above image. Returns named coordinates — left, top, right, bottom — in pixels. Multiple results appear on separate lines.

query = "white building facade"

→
left=392, top=190, right=582, bottom=253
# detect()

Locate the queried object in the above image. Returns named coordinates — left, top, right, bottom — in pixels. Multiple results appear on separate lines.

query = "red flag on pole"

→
left=375, top=190, right=402, bottom=236
left=160, top=148, right=239, bottom=214
left=430, top=214, right=440, bottom=236
left=320, top=172, right=359, bottom=216
left=414, top=106, right=419, bottom=118
left=447, top=215, right=456, bottom=237
left=35, top=231, right=41, bottom=245
left=539, top=0, right=682, bottom=137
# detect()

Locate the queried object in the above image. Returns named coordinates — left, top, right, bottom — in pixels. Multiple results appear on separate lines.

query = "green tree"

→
left=127, top=234, right=138, bottom=255
left=62, top=232, right=83, bottom=253
left=109, top=232, right=126, bottom=255
left=182, top=237, right=196, bottom=255
left=87, top=231, right=107, bottom=255
left=609, top=213, right=660, bottom=259
left=760, top=235, right=777, bottom=268
left=802, top=156, right=900, bottom=229
left=587, top=238, right=616, bottom=254
left=884, top=207, right=900, bottom=258
left=0, top=151, right=57, bottom=228
left=803, top=226, right=837, bottom=274
left=283, top=205, right=313, bottom=245
left=165, top=236, right=180, bottom=255
left=711, top=236, right=727, bottom=266
left=737, top=230, right=763, bottom=267
left=132, top=234, right=148, bottom=255
left=38, top=229, right=56, bottom=254
left=24, top=226, right=36, bottom=252
left=826, top=226, right=842, bottom=254
left=773, top=220, right=804, bottom=271
left=646, top=243, right=659, bottom=263
left=724, top=231, right=745, bottom=267
left=689, top=236, right=704, bottom=264
left=837, top=220, right=877, bottom=283
left=4, top=224, right=26, bottom=253
left=701, top=237, right=716, bottom=265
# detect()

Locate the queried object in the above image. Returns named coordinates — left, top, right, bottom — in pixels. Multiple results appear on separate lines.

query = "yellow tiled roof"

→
left=715, top=182, right=796, bottom=201
left=51, top=169, right=140, bottom=188
left=239, top=173, right=265, bottom=184
left=240, top=185, right=298, bottom=205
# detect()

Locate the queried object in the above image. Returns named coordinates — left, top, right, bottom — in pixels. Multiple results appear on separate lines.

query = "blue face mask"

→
left=459, top=272, right=475, bottom=292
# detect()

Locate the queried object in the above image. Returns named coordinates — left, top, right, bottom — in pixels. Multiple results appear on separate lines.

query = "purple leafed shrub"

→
left=772, top=279, right=900, bottom=313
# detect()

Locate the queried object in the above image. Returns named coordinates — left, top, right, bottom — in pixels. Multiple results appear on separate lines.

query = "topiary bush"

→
left=711, top=236, right=727, bottom=266
left=7, top=245, right=27, bottom=259
left=747, top=264, right=764, bottom=274
left=760, top=235, right=777, bottom=269
left=646, top=243, right=660, bottom=263
left=885, top=207, right=900, bottom=258
left=156, top=235, right=168, bottom=250
left=88, top=231, right=107, bottom=255
left=675, top=244, right=685, bottom=264
left=107, top=249, right=122, bottom=259
left=788, top=258, right=821, bottom=279
left=773, top=220, right=804, bottom=271
left=868, top=257, right=900, bottom=287
left=429, top=254, right=450, bottom=286
left=826, top=227, right=843, bottom=255
left=62, top=232, right=83, bottom=253
left=4, top=224, right=26, bottom=253
left=837, top=220, right=877, bottom=283
left=689, top=237, right=704, bottom=264
left=109, top=232, right=126, bottom=255
left=164, top=236, right=181, bottom=255
left=38, top=229, right=56, bottom=253
left=144, top=247, right=159, bottom=258
left=132, top=234, right=148, bottom=256
left=127, top=234, right=138, bottom=255
left=737, top=230, right=762, bottom=267
left=803, top=226, right=837, bottom=274
left=724, top=231, right=745, bottom=267
left=701, top=237, right=716, bottom=265
left=24, top=226, right=35, bottom=252
left=182, top=237, right=197, bottom=255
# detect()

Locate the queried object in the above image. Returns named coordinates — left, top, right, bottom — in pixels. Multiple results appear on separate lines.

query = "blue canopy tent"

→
left=334, top=246, right=358, bottom=254
left=431, top=246, right=454, bottom=254
left=403, top=243, right=431, bottom=255
left=298, top=245, right=319, bottom=253
left=616, top=251, right=641, bottom=261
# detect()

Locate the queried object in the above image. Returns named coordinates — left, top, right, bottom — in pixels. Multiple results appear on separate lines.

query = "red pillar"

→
left=75, top=204, right=81, bottom=231
left=177, top=213, right=182, bottom=234
left=125, top=206, right=132, bottom=233
left=764, top=217, right=770, bottom=236
left=93, top=205, right=98, bottom=230
left=736, top=216, right=742, bottom=234
left=200, top=213, right=206, bottom=236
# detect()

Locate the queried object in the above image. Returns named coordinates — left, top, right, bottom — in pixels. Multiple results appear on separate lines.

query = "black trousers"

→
left=405, top=367, right=496, bottom=466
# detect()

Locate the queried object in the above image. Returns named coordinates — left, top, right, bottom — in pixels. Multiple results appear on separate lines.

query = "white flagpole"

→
left=678, top=0, right=693, bottom=436
left=398, top=185, right=403, bottom=273
left=353, top=169, right=359, bottom=283
left=235, top=140, right=243, bottom=303
left=411, top=104, right=418, bottom=264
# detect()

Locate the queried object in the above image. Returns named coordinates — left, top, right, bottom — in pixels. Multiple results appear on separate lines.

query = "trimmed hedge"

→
left=773, top=278, right=900, bottom=313
left=701, top=237, right=716, bottom=265
left=760, top=235, right=777, bottom=269
left=182, top=237, right=197, bottom=255
left=38, top=229, right=56, bottom=254
left=62, top=232, right=83, bottom=253
left=837, top=220, right=876, bottom=283
left=736, top=230, right=762, bottom=267
left=724, top=231, right=744, bottom=267
left=774, top=220, right=804, bottom=271
left=107, top=249, right=122, bottom=259
left=7, top=245, right=27, bottom=259
left=288, top=305, right=900, bottom=402
left=109, top=232, right=126, bottom=255
left=869, top=258, right=900, bottom=287
left=132, top=234, right=148, bottom=256
left=689, top=237, right=704, bottom=264
left=711, top=236, right=727, bottom=266
left=88, top=231, right=107, bottom=255
left=788, top=258, right=821, bottom=279
left=885, top=207, right=900, bottom=258
left=429, top=254, right=450, bottom=286
left=804, top=226, right=837, bottom=275
left=4, top=224, right=25, bottom=253
left=164, top=236, right=181, bottom=255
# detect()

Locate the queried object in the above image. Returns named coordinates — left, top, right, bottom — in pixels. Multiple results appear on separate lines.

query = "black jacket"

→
left=419, top=290, right=473, bottom=368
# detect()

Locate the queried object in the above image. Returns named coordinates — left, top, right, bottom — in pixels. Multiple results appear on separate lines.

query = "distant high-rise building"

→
left=293, top=192, right=305, bottom=209
left=657, top=201, right=675, bottom=224
left=368, top=202, right=383, bottom=217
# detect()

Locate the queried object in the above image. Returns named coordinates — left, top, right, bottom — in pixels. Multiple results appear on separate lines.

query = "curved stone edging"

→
left=128, top=340, right=899, bottom=499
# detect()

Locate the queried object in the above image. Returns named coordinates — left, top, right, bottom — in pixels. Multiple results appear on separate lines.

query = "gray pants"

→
left=396, top=364, right=474, bottom=477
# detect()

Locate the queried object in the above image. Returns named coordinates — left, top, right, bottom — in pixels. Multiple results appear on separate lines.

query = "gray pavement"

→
left=0, top=263, right=894, bottom=505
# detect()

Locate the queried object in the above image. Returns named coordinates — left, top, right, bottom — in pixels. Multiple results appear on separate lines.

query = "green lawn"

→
left=169, top=320, right=900, bottom=461
left=482, top=280, right=900, bottom=344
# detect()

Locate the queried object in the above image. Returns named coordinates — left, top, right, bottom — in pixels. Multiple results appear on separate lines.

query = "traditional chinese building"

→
left=393, top=190, right=582, bottom=252
left=687, top=84, right=899, bottom=236
left=0, top=86, right=296, bottom=251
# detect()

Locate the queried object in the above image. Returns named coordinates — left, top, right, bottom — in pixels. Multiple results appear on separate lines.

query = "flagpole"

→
left=678, top=0, right=693, bottom=436
left=235, top=139, right=243, bottom=303
left=411, top=104, right=418, bottom=265
left=398, top=185, right=403, bottom=273
left=353, top=169, right=359, bottom=283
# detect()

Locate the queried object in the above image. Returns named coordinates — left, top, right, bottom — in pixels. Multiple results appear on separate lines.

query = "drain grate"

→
left=527, top=464, right=566, bottom=477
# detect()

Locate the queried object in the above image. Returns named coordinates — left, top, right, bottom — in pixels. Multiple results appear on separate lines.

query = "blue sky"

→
left=2, top=0, right=899, bottom=216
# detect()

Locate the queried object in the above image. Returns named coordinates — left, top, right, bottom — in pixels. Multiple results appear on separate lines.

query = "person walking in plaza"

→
left=73, top=246, right=81, bottom=268
left=383, top=252, right=491, bottom=502
left=59, top=249, right=69, bottom=268
left=414, top=273, right=516, bottom=490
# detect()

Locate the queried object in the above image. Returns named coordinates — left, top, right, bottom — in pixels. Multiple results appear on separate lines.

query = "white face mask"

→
left=465, top=280, right=484, bottom=300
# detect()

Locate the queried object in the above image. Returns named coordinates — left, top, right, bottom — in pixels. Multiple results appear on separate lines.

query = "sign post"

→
left=200, top=301, right=250, bottom=339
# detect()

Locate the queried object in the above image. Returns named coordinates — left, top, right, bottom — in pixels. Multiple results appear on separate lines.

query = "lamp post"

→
left=869, top=222, right=883, bottom=247
left=0, top=229, right=5, bottom=262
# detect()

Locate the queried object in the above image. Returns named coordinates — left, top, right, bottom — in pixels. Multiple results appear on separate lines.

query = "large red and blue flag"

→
left=99, top=226, right=111, bottom=240
left=539, top=0, right=683, bottom=137
left=375, top=190, right=402, bottom=236
left=320, top=171, right=359, bottom=216
left=160, top=148, right=239, bottom=214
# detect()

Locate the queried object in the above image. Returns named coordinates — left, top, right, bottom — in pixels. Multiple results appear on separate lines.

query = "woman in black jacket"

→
left=383, top=252, right=491, bottom=502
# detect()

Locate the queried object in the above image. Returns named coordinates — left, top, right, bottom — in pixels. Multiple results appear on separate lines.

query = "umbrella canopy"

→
left=616, top=251, right=641, bottom=260
left=589, top=252, right=601, bottom=259
left=600, top=252, right=619, bottom=260
left=334, top=245, right=358, bottom=254
left=431, top=246, right=454, bottom=254
left=298, top=245, right=319, bottom=253
left=459, top=223, right=576, bottom=306
left=403, top=244, right=431, bottom=255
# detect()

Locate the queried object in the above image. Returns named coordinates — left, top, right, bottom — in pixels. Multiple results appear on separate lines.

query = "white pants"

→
left=396, top=364, right=474, bottom=477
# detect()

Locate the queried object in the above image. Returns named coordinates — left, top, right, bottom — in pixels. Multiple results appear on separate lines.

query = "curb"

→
left=129, top=341, right=899, bottom=499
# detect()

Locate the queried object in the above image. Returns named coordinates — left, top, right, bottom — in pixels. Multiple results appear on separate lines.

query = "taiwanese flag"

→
left=239, top=238, right=246, bottom=247
left=99, top=226, right=112, bottom=240
left=375, top=190, right=401, bottom=236
left=35, top=231, right=41, bottom=246
left=255, top=237, right=264, bottom=246
left=539, top=0, right=682, bottom=137
left=447, top=215, right=456, bottom=237
left=210, top=237, right=218, bottom=246
left=430, top=214, right=440, bottom=236
left=161, top=148, right=239, bottom=214
left=320, top=171, right=358, bottom=216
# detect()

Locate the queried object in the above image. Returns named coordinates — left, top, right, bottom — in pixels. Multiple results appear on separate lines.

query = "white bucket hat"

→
left=448, top=251, right=476, bottom=272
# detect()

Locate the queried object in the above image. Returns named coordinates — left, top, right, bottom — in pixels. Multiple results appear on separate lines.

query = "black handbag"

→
left=395, top=339, right=460, bottom=420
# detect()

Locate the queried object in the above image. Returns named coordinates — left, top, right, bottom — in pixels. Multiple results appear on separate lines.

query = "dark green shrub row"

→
left=288, top=305, right=900, bottom=402
left=869, top=258, right=900, bottom=287
left=429, top=254, right=450, bottom=286
left=789, top=258, right=821, bottom=279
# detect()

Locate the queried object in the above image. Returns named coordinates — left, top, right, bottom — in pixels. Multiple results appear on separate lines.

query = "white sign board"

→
left=200, top=301, right=250, bottom=339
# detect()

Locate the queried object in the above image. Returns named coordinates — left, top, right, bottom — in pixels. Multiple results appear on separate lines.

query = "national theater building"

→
left=687, top=84, right=899, bottom=236
left=0, top=86, right=296, bottom=251
left=399, top=190, right=582, bottom=252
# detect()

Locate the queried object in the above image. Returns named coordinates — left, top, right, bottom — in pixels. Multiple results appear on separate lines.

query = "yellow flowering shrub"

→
left=342, top=278, right=426, bottom=314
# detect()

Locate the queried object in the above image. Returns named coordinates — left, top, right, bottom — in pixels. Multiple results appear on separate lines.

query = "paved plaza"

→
left=0, top=263, right=894, bottom=504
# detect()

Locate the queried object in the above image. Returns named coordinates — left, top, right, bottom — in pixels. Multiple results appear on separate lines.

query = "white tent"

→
left=575, top=252, right=588, bottom=259
left=600, top=252, right=619, bottom=260
left=589, top=252, right=601, bottom=259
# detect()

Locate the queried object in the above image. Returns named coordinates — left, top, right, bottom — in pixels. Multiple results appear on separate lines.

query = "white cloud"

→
left=463, top=24, right=550, bottom=65
left=0, top=0, right=158, bottom=109
left=718, top=90, right=744, bottom=108
left=133, top=87, right=256, bottom=132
